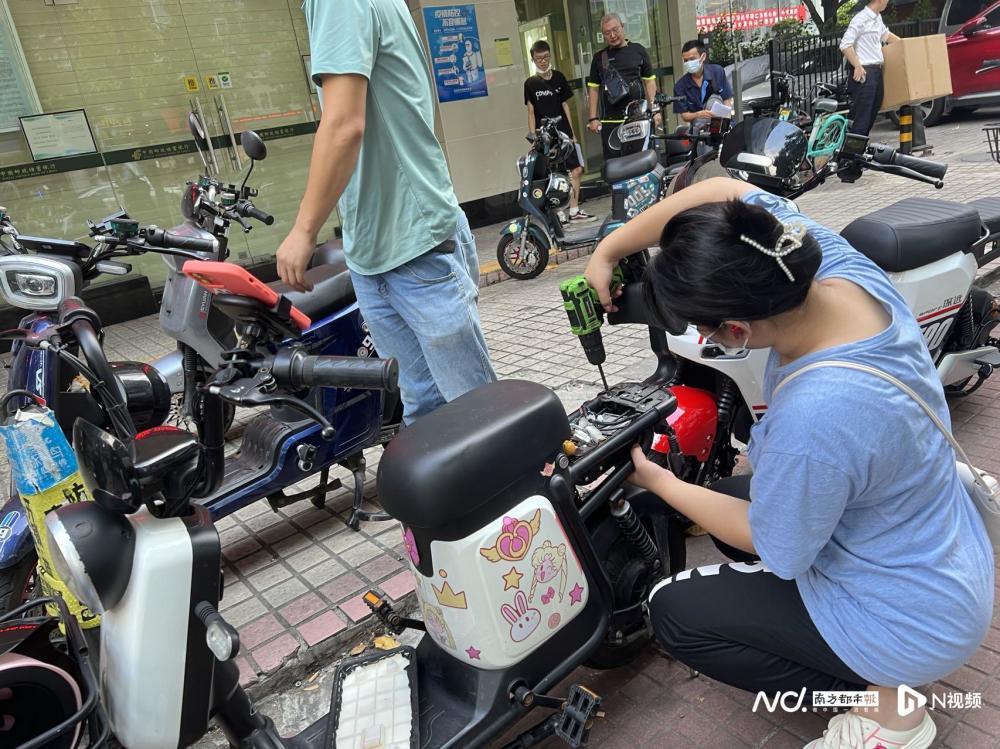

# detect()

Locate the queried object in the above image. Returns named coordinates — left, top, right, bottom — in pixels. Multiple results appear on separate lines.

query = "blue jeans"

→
left=351, top=211, right=497, bottom=424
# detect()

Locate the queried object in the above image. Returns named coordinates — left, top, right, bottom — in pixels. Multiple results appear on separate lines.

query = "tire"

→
left=950, top=106, right=978, bottom=118
left=0, top=551, right=40, bottom=617
left=887, top=98, right=946, bottom=128
left=496, top=233, right=549, bottom=281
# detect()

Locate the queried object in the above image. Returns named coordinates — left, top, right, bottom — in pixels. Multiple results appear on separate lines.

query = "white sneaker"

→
left=804, top=711, right=936, bottom=749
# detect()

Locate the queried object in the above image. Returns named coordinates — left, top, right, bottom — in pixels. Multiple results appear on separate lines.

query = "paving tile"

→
left=379, top=570, right=416, bottom=601
left=318, top=572, right=366, bottom=604
left=942, top=721, right=996, bottom=749
left=279, top=593, right=328, bottom=627
left=246, top=562, right=293, bottom=594
left=222, top=535, right=262, bottom=563
left=302, top=558, right=347, bottom=588
left=339, top=595, right=374, bottom=623
left=252, top=633, right=299, bottom=675
left=262, top=577, right=308, bottom=608
left=285, top=544, right=331, bottom=573
left=224, top=597, right=268, bottom=629
left=240, top=613, right=284, bottom=650
left=357, top=554, right=402, bottom=583
left=323, top=529, right=366, bottom=554
left=236, top=657, right=259, bottom=688
left=220, top=581, right=252, bottom=610
left=235, top=548, right=279, bottom=576
left=338, top=540, right=383, bottom=567
left=297, top=611, right=347, bottom=647
left=255, top=521, right=299, bottom=546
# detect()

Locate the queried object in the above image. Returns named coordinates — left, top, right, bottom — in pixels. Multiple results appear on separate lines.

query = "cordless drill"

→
left=560, top=266, right=623, bottom=390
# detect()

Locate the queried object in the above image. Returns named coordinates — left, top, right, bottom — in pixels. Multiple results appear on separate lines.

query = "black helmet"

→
left=720, top=117, right=808, bottom=182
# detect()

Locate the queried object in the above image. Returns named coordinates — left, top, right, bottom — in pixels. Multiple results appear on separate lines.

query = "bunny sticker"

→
left=528, top=541, right=568, bottom=604
left=500, top=591, right=541, bottom=643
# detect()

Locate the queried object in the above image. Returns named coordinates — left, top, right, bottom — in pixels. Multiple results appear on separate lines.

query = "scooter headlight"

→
left=45, top=502, right=135, bottom=614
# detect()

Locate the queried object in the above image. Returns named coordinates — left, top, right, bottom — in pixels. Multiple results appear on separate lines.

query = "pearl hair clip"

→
left=740, top=221, right=807, bottom=282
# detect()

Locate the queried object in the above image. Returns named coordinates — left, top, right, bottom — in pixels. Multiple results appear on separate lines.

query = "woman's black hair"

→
left=642, top=199, right=822, bottom=331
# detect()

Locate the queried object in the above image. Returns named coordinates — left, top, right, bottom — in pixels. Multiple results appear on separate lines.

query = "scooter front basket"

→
left=0, top=596, right=109, bottom=749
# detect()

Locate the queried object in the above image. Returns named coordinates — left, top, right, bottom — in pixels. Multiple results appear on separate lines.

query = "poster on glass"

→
left=423, top=4, right=488, bottom=103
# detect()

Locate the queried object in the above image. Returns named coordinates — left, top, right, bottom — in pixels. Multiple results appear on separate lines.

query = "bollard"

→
left=898, top=104, right=913, bottom=154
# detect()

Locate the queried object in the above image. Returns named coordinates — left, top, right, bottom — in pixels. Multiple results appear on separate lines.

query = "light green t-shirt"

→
left=302, top=0, right=460, bottom=275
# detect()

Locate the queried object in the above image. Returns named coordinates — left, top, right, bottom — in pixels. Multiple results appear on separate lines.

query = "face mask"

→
left=683, top=58, right=703, bottom=75
left=706, top=322, right=751, bottom=357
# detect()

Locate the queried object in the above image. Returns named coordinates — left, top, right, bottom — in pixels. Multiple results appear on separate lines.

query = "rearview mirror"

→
left=240, top=131, right=267, bottom=161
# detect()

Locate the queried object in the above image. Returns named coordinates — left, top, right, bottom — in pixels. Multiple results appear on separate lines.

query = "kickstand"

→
left=344, top=454, right=390, bottom=531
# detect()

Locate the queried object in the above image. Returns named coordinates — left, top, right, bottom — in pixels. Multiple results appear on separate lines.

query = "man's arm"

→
left=840, top=18, right=867, bottom=82
left=527, top=101, right=536, bottom=134
left=587, top=86, right=601, bottom=132
left=561, top=101, right=575, bottom=138
left=884, top=30, right=901, bottom=44
left=585, top=177, right=755, bottom=309
left=276, top=73, right=367, bottom=291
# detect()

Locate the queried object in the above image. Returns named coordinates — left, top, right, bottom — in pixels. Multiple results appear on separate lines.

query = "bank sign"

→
left=424, top=5, right=488, bottom=103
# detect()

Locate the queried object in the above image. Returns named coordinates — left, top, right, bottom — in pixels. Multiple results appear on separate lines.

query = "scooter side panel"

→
left=0, top=497, right=31, bottom=567
left=101, top=509, right=192, bottom=749
left=416, top=495, right=589, bottom=670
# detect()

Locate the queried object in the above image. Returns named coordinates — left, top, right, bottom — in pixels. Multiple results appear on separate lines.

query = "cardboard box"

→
left=879, top=34, right=953, bottom=112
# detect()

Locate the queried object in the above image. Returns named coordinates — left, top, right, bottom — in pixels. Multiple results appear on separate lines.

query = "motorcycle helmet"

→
left=720, top=116, right=808, bottom=183
left=0, top=652, right=82, bottom=749
left=544, top=172, right=572, bottom=207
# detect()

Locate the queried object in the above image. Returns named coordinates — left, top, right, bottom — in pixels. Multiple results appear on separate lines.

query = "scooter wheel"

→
left=0, top=552, right=40, bottom=617
left=497, top=234, right=549, bottom=281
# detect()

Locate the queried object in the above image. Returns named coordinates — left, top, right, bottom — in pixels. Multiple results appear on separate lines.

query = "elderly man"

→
left=586, top=13, right=658, bottom=161
left=277, top=0, right=497, bottom=423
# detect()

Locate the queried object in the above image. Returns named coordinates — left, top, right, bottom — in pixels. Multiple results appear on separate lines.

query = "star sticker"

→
left=466, top=645, right=481, bottom=660
left=502, top=566, right=523, bottom=591
left=569, top=583, right=584, bottom=605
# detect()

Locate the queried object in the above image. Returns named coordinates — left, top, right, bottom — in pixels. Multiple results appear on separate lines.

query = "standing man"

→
left=839, top=0, right=901, bottom=181
left=586, top=13, right=658, bottom=161
left=524, top=40, right=595, bottom=224
left=673, top=40, right=734, bottom=128
left=277, top=0, right=496, bottom=424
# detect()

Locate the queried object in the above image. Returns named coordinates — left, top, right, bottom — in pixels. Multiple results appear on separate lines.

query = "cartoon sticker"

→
left=528, top=541, right=568, bottom=604
left=403, top=526, right=420, bottom=566
left=548, top=613, right=561, bottom=630
left=540, top=587, right=556, bottom=605
left=433, top=569, right=467, bottom=609
left=480, top=510, right=541, bottom=563
left=423, top=602, right=456, bottom=649
left=465, top=645, right=481, bottom=660
left=502, top=566, right=523, bottom=591
left=569, top=583, right=584, bottom=606
left=500, top=591, right=541, bottom=643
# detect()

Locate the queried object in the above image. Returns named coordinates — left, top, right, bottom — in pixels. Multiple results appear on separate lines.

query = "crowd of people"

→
left=275, top=3, right=994, bottom=749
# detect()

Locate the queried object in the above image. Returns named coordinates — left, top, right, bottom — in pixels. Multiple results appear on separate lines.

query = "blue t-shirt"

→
left=743, top=190, right=995, bottom=687
left=302, top=0, right=460, bottom=275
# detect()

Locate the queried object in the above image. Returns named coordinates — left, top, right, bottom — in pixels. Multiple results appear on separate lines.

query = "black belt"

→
left=863, top=63, right=883, bottom=69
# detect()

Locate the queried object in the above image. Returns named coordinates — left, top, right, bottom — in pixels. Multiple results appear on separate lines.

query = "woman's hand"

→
left=628, top=444, right=677, bottom=497
left=584, top=249, right=622, bottom=312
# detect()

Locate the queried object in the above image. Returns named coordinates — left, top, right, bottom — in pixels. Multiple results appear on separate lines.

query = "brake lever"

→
left=207, top=370, right=336, bottom=440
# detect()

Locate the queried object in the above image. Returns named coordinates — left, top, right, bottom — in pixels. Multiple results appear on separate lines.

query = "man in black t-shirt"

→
left=586, top=13, right=658, bottom=162
left=524, top=40, right=594, bottom=223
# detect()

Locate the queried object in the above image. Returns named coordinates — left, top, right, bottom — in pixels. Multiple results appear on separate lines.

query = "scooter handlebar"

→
left=142, top=228, right=218, bottom=254
left=271, top=349, right=399, bottom=393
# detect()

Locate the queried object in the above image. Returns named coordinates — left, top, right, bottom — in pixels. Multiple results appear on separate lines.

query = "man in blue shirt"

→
left=277, top=0, right=496, bottom=423
left=672, top=39, right=734, bottom=126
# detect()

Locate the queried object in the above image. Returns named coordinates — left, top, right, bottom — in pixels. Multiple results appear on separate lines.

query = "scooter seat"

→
left=969, top=197, right=1000, bottom=237
left=378, top=380, right=570, bottom=530
left=268, top=248, right=355, bottom=321
left=309, top=238, right=345, bottom=269
left=840, top=198, right=982, bottom=273
left=603, top=149, right=659, bottom=184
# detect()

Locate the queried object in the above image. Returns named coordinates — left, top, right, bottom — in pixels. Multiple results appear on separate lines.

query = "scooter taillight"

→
left=651, top=385, right=718, bottom=462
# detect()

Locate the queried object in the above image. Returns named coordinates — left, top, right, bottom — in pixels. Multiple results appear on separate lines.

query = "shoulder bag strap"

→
left=773, top=360, right=995, bottom=495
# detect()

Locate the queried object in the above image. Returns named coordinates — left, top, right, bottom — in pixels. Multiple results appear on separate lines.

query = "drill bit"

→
left=597, top=364, right=609, bottom=391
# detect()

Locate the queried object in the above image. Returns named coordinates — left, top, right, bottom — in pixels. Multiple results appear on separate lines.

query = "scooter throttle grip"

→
left=890, top=152, right=948, bottom=180
left=276, top=350, right=399, bottom=392
left=239, top=203, right=275, bottom=226
left=145, top=228, right=218, bottom=253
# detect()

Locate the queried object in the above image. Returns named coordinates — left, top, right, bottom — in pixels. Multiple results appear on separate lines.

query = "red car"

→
left=922, top=0, right=1000, bottom=125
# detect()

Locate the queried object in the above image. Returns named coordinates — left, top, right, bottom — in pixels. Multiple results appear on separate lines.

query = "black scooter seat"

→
left=840, top=198, right=982, bottom=273
left=603, top=149, right=659, bottom=184
left=378, top=380, right=570, bottom=529
left=970, top=197, right=1000, bottom=237
left=268, top=241, right=356, bottom=321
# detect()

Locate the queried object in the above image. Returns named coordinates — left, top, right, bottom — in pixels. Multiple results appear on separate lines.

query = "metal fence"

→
left=767, top=18, right=942, bottom=106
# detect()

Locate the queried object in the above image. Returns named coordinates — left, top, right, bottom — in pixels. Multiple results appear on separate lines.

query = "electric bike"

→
left=41, top=256, right=695, bottom=749
left=497, top=116, right=668, bottom=281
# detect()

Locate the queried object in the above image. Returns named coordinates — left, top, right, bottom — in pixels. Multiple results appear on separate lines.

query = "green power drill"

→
left=560, top=266, right=623, bottom=390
